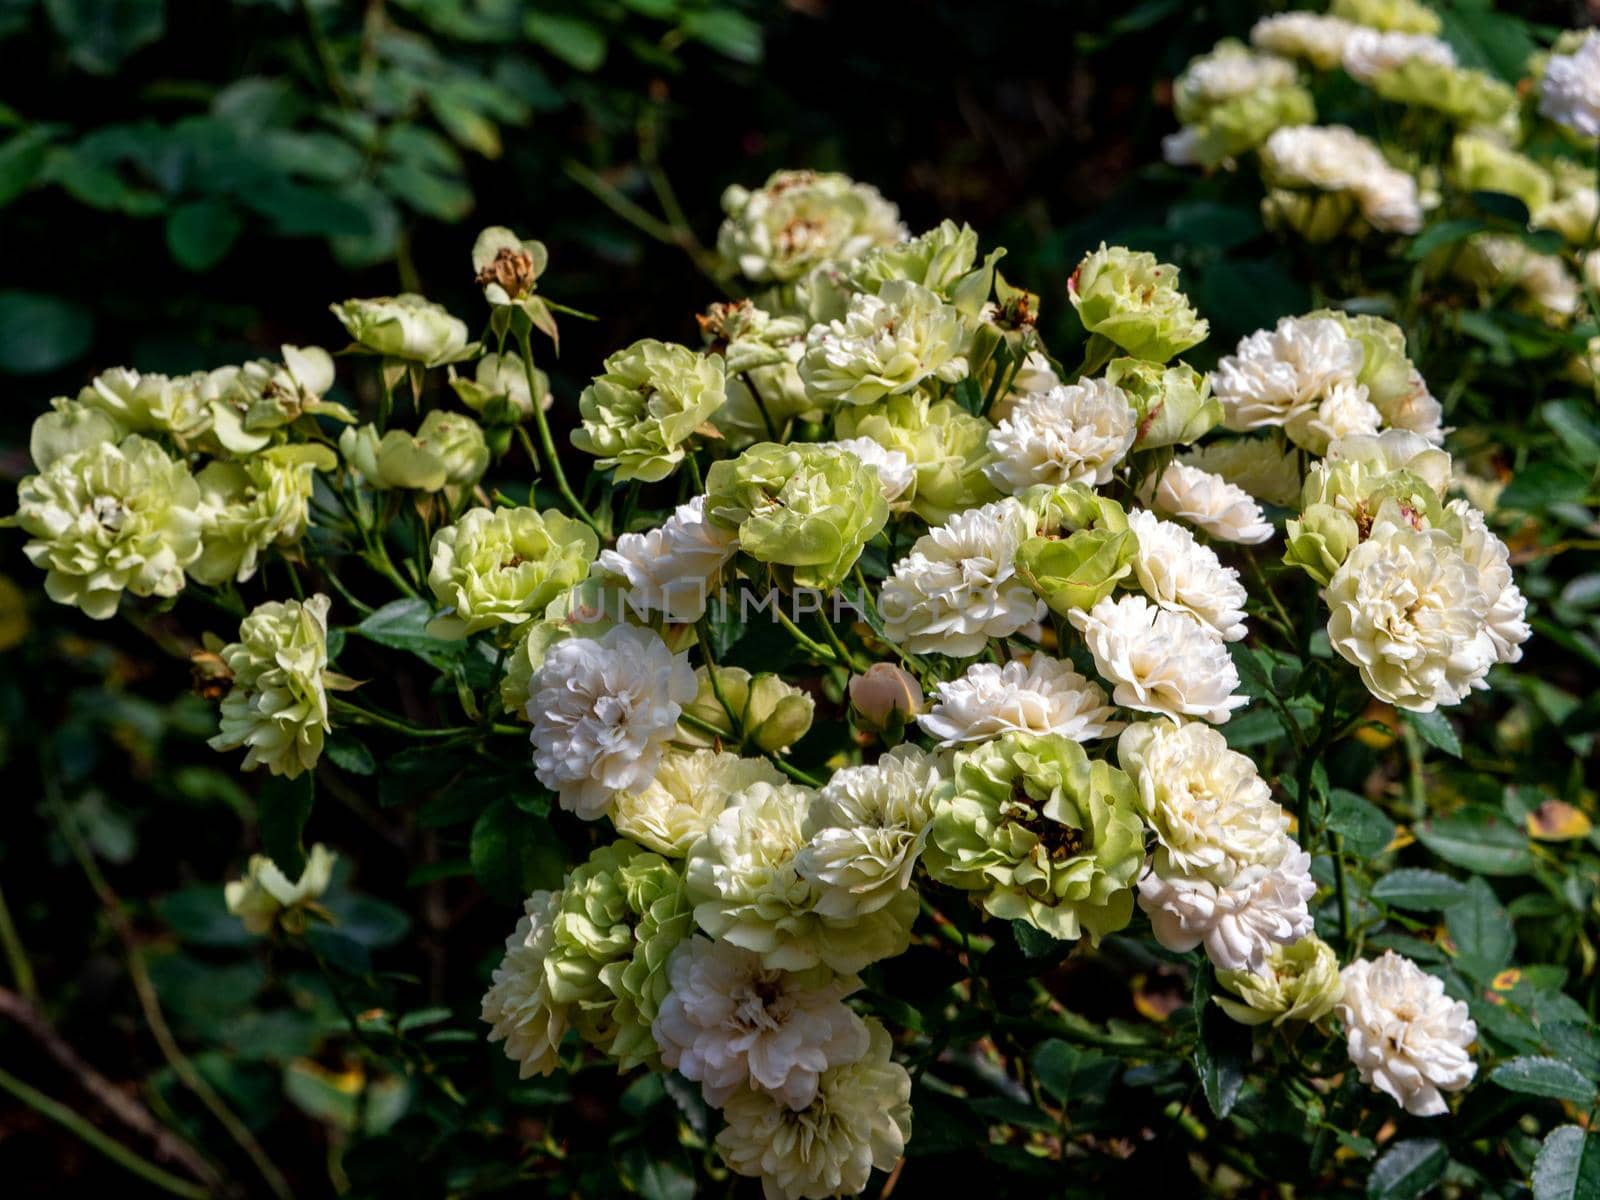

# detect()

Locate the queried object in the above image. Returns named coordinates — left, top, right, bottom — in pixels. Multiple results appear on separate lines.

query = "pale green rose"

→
left=450, top=353, right=551, bottom=425
left=339, top=410, right=490, bottom=492
left=572, top=339, right=726, bottom=483
left=924, top=732, right=1145, bottom=942
left=848, top=219, right=979, bottom=296
left=544, top=842, right=692, bottom=1072
left=1069, top=245, right=1209, bottom=364
left=799, top=280, right=971, bottom=407
left=425, top=505, right=598, bottom=639
left=1169, top=86, right=1317, bottom=169
left=202, top=347, right=351, bottom=455
left=1015, top=526, right=1139, bottom=616
left=1537, top=160, right=1599, bottom=246
left=1450, top=135, right=1553, bottom=216
left=1172, top=41, right=1301, bottom=127
left=1104, top=358, right=1222, bottom=449
left=1018, top=480, right=1132, bottom=537
left=208, top=594, right=333, bottom=778
left=1371, top=62, right=1518, bottom=130
left=1261, top=188, right=1362, bottom=243
left=190, top=444, right=337, bottom=586
left=15, top=435, right=202, bottom=619
left=75, top=366, right=213, bottom=445
left=1330, top=0, right=1441, bottom=34
left=225, top=844, right=337, bottom=936
left=1452, top=233, right=1582, bottom=322
left=833, top=392, right=1000, bottom=524
left=28, top=398, right=121, bottom=470
left=1217, top=934, right=1344, bottom=1026
left=704, top=441, right=889, bottom=589
left=612, top=748, right=783, bottom=858
left=846, top=219, right=1004, bottom=318
left=330, top=294, right=473, bottom=367
left=678, top=665, right=816, bottom=754
left=716, top=169, right=905, bottom=283
left=685, top=780, right=917, bottom=972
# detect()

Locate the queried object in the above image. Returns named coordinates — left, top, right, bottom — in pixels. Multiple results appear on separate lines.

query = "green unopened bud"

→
left=1068, top=245, right=1208, bottom=364
left=680, top=666, right=815, bottom=753
left=339, top=410, right=489, bottom=493
left=1261, top=188, right=1360, bottom=242
left=1216, top=934, right=1343, bottom=1026
left=1284, top=504, right=1361, bottom=585
left=1016, top=527, right=1138, bottom=615
left=451, top=353, right=551, bottom=425
left=1105, top=358, right=1222, bottom=449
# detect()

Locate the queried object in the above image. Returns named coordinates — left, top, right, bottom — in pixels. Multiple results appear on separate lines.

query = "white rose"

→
left=1118, top=720, right=1290, bottom=886
left=596, top=496, right=738, bottom=623
left=1449, top=500, right=1530, bottom=666
left=880, top=497, right=1046, bottom=657
left=1127, top=509, right=1249, bottom=642
left=1138, top=847, right=1316, bottom=972
left=528, top=624, right=698, bottom=818
left=652, top=936, right=870, bottom=1110
left=1340, top=29, right=1455, bottom=83
left=1283, top=380, right=1384, bottom=454
left=1153, top=461, right=1275, bottom=544
left=800, top=744, right=942, bottom=918
left=1069, top=595, right=1249, bottom=725
left=918, top=654, right=1122, bottom=747
left=1214, top=315, right=1365, bottom=431
left=1251, top=12, right=1358, bottom=70
left=983, top=378, right=1137, bottom=492
left=1325, top=507, right=1496, bottom=711
left=1338, top=951, right=1478, bottom=1117
left=612, top=749, right=783, bottom=858
left=1539, top=31, right=1600, bottom=139
left=799, top=280, right=969, bottom=406
left=481, top=891, right=570, bottom=1078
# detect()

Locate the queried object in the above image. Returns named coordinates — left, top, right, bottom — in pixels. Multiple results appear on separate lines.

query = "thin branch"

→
left=0, top=986, right=223, bottom=1191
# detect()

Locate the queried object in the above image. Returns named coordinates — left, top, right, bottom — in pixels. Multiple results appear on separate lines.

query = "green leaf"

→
left=1012, top=919, right=1068, bottom=960
left=1405, top=218, right=1488, bottom=261
left=1490, top=1058, right=1598, bottom=1105
left=0, top=126, right=55, bottom=207
left=0, top=289, right=92, bottom=374
left=44, top=0, right=165, bottom=74
left=1445, top=878, right=1514, bottom=980
left=165, top=199, right=242, bottom=271
left=1499, top=464, right=1589, bottom=512
left=1194, top=975, right=1250, bottom=1118
left=1403, top=710, right=1461, bottom=759
left=524, top=12, right=607, bottom=71
left=1543, top=401, right=1600, bottom=468
left=1414, top=807, right=1533, bottom=876
left=157, top=885, right=255, bottom=948
left=1372, top=869, right=1468, bottom=910
left=1165, top=200, right=1260, bottom=250
left=1533, top=1126, right=1600, bottom=1200
left=1032, top=1039, right=1119, bottom=1105
left=470, top=799, right=564, bottom=903
left=258, top=773, right=314, bottom=878
left=323, top=893, right=410, bottom=949
left=353, top=598, right=469, bottom=669
left=1328, top=790, right=1397, bottom=860
left=324, top=733, right=376, bottom=777
left=1367, top=1138, right=1447, bottom=1200
left=681, top=9, right=763, bottom=64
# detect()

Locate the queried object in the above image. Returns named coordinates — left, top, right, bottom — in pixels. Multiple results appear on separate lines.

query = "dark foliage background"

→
left=3, top=0, right=1598, bottom=1196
